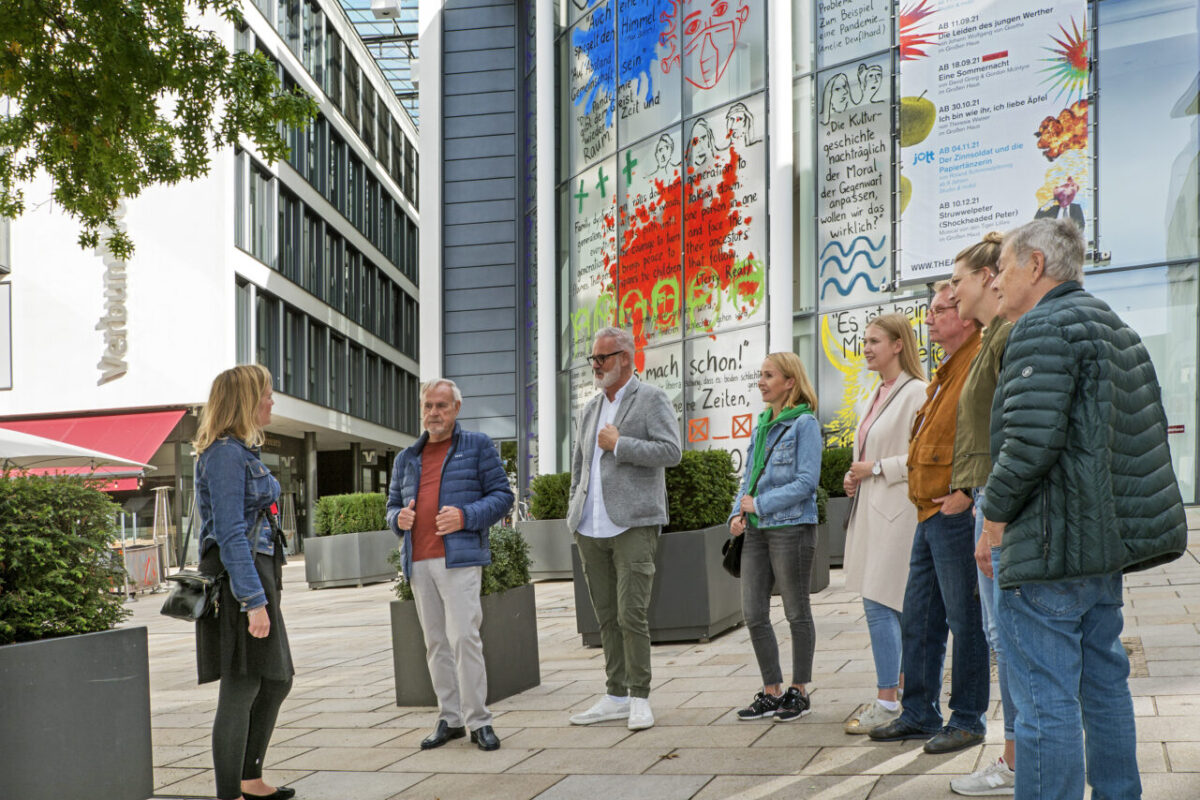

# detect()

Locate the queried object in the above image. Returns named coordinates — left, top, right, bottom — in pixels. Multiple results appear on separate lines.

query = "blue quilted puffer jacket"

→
left=386, top=423, right=514, bottom=580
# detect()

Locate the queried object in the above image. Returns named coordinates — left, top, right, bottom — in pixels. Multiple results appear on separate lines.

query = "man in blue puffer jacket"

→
left=980, top=219, right=1187, bottom=800
left=387, top=379, right=514, bottom=753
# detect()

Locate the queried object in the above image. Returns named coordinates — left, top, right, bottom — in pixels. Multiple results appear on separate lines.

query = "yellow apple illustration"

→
left=900, top=174, right=912, bottom=214
left=900, top=92, right=936, bottom=148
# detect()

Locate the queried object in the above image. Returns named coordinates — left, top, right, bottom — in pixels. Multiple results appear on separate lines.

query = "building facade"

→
left=0, top=0, right=422, bottom=546
left=417, top=0, right=1199, bottom=503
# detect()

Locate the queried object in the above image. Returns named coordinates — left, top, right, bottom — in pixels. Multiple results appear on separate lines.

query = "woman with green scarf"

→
left=727, top=352, right=823, bottom=723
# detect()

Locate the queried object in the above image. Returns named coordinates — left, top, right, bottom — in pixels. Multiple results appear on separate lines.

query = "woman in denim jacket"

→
left=194, top=365, right=294, bottom=800
left=728, top=352, right=823, bottom=723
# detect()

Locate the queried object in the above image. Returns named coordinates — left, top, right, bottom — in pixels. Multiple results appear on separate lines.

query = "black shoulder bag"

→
left=160, top=508, right=271, bottom=622
left=721, top=423, right=791, bottom=578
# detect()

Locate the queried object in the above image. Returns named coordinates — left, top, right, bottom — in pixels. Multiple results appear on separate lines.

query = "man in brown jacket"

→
left=869, top=283, right=991, bottom=755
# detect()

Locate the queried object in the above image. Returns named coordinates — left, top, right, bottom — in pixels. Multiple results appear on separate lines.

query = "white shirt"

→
left=577, top=379, right=630, bottom=539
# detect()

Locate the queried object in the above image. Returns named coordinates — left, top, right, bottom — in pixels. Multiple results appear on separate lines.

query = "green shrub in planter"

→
left=389, top=526, right=531, bottom=601
left=820, top=446, right=853, bottom=498
left=663, top=449, right=739, bottom=533
left=0, top=475, right=128, bottom=644
left=314, top=492, right=387, bottom=536
left=528, top=472, right=570, bottom=520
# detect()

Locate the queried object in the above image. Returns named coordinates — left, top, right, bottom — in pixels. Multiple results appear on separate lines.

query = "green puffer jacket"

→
left=982, top=281, right=1187, bottom=589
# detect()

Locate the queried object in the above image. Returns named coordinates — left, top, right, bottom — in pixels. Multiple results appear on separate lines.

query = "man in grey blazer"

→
left=567, top=326, right=682, bottom=731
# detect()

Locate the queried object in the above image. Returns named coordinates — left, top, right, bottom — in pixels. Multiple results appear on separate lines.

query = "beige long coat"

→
left=842, top=375, right=927, bottom=611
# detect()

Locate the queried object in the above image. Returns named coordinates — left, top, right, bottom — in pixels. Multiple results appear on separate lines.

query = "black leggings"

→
left=213, top=672, right=292, bottom=799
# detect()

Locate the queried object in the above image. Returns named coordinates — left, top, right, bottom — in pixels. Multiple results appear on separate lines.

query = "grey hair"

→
left=420, top=378, right=463, bottom=404
left=1002, top=219, right=1085, bottom=283
left=592, top=326, right=635, bottom=355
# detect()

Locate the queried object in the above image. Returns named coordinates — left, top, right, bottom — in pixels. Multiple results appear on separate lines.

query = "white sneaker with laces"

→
left=950, top=756, right=1016, bottom=796
left=843, top=699, right=902, bottom=734
left=569, top=695, right=630, bottom=725
left=627, top=697, right=655, bottom=730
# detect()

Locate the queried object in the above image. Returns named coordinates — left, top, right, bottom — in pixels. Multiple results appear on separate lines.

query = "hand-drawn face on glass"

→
left=655, top=135, right=675, bottom=169
left=819, top=72, right=852, bottom=125
left=724, top=102, right=758, bottom=148
left=857, top=64, right=883, bottom=103
left=663, top=0, right=751, bottom=90
left=687, top=118, right=719, bottom=169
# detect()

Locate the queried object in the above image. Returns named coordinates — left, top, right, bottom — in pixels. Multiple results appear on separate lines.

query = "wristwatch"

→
left=871, top=461, right=882, bottom=476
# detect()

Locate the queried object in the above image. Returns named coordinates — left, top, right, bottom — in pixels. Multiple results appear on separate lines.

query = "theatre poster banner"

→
left=898, top=0, right=1090, bottom=281
left=561, top=0, right=770, bottom=465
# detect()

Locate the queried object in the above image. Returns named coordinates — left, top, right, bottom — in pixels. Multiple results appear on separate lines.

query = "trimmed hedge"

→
left=528, top=472, right=570, bottom=520
left=663, top=449, right=739, bottom=533
left=390, top=525, right=530, bottom=601
left=0, top=475, right=128, bottom=645
left=314, top=492, right=387, bottom=536
left=820, top=446, right=853, bottom=498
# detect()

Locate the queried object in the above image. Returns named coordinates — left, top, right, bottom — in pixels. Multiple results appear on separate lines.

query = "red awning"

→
left=0, top=410, right=186, bottom=486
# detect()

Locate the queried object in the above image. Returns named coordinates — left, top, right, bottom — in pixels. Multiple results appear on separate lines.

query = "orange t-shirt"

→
left=412, top=439, right=451, bottom=562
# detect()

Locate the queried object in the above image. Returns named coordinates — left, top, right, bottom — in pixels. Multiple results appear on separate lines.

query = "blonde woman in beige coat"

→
left=840, top=313, right=927, bottom=734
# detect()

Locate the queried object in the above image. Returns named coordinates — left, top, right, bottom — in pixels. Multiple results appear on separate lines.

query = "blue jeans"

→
left=973, top=488, right=1017, bottom=740
left=862, top=598, right=901, bottom=690
left=741, top=524, right=817, bottom=686
left=997, top=572, right=1139, bottom=800
left=897, top=509, right=990, bottom=735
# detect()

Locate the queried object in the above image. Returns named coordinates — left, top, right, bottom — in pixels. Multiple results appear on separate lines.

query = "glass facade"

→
left=547, top=0, right=1200, bottom=500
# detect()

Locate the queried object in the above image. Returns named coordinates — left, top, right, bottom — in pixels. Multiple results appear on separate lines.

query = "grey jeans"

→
left=741, top=523, right=817, bottom=687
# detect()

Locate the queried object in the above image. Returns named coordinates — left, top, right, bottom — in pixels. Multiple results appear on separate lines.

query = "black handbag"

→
left=720, top=424, right=791, bottom=579
left=160, top=570, right=224, bottom=621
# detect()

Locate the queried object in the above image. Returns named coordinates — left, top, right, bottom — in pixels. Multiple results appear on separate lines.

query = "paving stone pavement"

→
left=132, top=523, right=1200, bottom=800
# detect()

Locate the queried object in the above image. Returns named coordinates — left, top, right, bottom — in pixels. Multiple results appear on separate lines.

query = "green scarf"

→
left=745, top=403, right=811, bottom=527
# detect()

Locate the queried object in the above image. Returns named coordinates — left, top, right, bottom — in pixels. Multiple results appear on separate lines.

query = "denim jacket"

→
left=197, top=437, right=281, bottom=611
left=728, top=413, right=822, bottom=527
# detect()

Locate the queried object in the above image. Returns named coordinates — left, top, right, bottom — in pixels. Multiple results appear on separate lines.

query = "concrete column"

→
left=418, top=0, right=444, bottom=379
left=303, top=431, right=317, bottom=542
left=768, top=0, right=795, bottom=352
left=536, top=0, right=557, bottom=474
left=350, top=442, right=362, bottom=493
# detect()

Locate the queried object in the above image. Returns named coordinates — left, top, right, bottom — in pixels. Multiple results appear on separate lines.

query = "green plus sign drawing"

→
left=622, top=151, right=638, bottom=184
left=595, top=166, right=609, bottom=198
left=574, top=179, right=589, bottom=213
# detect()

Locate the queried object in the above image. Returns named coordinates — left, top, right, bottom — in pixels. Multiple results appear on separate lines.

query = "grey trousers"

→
left=409, top=558, right=492, bottom=730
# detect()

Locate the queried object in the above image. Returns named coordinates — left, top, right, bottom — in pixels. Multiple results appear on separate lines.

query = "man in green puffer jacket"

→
left=979, top=219, right=1187, bottom=800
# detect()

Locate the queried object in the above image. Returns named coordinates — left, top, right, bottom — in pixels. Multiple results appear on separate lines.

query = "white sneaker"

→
left=627, top=697, right=654, bottom=730
left=843, top=699, right=902, bottom=734
left=569, top=695, right=630, bottom=725
left=950, top=757, right=1016, bottom=796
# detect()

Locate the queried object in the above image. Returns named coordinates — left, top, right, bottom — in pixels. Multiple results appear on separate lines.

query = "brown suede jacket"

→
left=907, top=330, right=982, bottom=522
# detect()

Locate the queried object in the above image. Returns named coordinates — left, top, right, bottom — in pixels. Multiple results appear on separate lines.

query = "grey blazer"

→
left=567, top=376, right=683, bottom=533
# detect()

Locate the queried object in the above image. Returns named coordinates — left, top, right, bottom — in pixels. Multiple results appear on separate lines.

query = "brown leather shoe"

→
left=923, top=726, right=985, bottom=754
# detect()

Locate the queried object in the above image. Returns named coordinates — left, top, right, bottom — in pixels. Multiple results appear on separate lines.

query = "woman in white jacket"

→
left=840, top=313, right=927, bottom=734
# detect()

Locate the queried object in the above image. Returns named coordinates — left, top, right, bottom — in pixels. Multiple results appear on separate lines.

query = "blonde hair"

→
left=954, top=231, right=1004, bottom=274
left=866, top=313, right=926, bottom=381
left=764, top=352, right=819, bottom=413
left=193, top=364, right=272, bottom=454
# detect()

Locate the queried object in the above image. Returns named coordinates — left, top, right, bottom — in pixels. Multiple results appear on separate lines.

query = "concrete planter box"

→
left=0, top=626, right=153, bottom=800
left=516, top=519, right=573, bottom=580
left=305, top=529, right=398, bottom=589
left=572, top=524, right=743, bottom=645
left=390, top=582, right=541, bottom=706
left=823, top=496, right=852, bottom=567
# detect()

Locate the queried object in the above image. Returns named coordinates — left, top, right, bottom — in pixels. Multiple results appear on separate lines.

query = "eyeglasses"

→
left=927, top=304, right=957, bottom=318
left=587, top=351, right=624, bottom=367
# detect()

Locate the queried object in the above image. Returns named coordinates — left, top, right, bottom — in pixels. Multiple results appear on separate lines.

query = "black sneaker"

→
left=774, top=687, right=811, bottom=722
left=736, top=691, right=782, bottom=720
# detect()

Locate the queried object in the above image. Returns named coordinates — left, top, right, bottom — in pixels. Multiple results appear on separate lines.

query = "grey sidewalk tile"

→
left=645, top=746, right=821, bottom=776
left=381, top=744, right=539, bottom=773
left=150, top=712, right=216, bottom=728
left=1156, top=694, right=1200, bottom=715
left=1140, top=741, right=1170, bottom=772
left=491, top=691, right=596, bottom=711
left=611, top=723, right=767, bottom=750
left=153, top=744, right=210, bottom=767
left=288, top=769, right=429, bottom=800
left=272, top=745, right=419, bottom=771
left=691, top=774, right=877, bottom=799
left=1150, top=660, right=1200, bottom=678
left=283, top=710, right=408, bottom=728
left=285, top=696, right=399, bottom=713
left=1137, top=715, right=1200, bottom=742
left=532, top=774, right=710, bottom=800
left=156, top=768, right=312, bottom=797
left=1131, top=773, right=1200, bottom=798
left=753, top=722, right=881, bottom=749
left=389, top=773, right=563, bottom=800
left=802, top=742, right=977, bottom=776
left=1166, top=741, right=1200, bottom=771
left=503, top=725, right=635, bottom=749
left=152, top=767, right=204, bottom=790
left=866, top=774, right=963, bottom=798
left=150, top=727, right=210, bottom=746
left=506, top=747, right=664, bottom=775
left=284, top=727, right=411, bottom=748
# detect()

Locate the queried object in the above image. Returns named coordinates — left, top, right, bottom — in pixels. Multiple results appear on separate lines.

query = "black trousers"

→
left=212, top=672, right=292, bottom=799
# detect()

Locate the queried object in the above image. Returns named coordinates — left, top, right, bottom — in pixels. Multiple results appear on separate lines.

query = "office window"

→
left=345, top=58, right=361, bottom=132
left=325, top=28, right=342, bottom=108
left=412, top=151, right=418, bottom=211
left=377, top=109, right=389, bottom=168
left=256, top=292, right=281, bottom=387
left=308, top=321, right=326, bottom=404
left=391, top=284, right=402, bottom=348
left=235, top=279, right=252, bottom=364
left=234, top=150, right=246, bottom=250
left=361, top=81, right=376, bottom=154
left=363, top=174, right=375, bottom=240
left=402, top=293, right=418, bottom=358
left=328, top=130, right=345, bottom=210
left=303, top=211, right=322, bottom=297
left=283, top=306, right=305, bottom=397
left=390, top=202, right=403, bottom=269
left=303, top=1, right=323, bottom=83
left=391, top=122, right=405, bottom=188
left=365, top=353, right=378, bottom=422
left=361, top=260, right=373, bottom=329
left=249, top=161, right=274, bottom=266
left=405, top=217, right=417, bottom=283
left=376, top=183, right=387, bottom=251
left=349, top=344, right=364, bottom=417
left=327, top=231, right=344, bottom=311
left=277, top=0, right=300, bottom=55
left=250, top=0, right=272, bottom=24
left=278, top=188, right=301, bottom=282
left=329, top=333, right=345, bottom=411
left=346, top=246, right=360, bottom=321
left=380, top=275, right=393, bottom=344
left=348, top=154, right=362, bottom=229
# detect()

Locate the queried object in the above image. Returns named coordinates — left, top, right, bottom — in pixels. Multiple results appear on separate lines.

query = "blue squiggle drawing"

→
left=820, top=250, right=887, bottom=276
left=618, top=0, right=670, bottom=104
left=819, top=235, right=886, bottom=260
left=821, top=272, right=878, bottom=298
left=573, top=6, right=616, bottom=127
